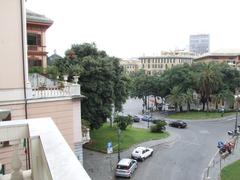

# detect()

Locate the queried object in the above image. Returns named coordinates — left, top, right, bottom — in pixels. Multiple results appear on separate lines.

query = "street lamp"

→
left=117, top=128, right=121, bottom=162
left=235, top=96, right=240, bottom=135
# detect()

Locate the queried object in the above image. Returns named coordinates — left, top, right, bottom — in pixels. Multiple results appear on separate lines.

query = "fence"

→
left=202, top=136, right=239, bottom=180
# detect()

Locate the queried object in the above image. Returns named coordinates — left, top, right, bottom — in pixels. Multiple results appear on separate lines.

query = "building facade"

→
left=139, top=50, right=194, bottom=75
left=194, top=50, right=240, bottom=70
left=27, top=9, right=53, bottom=69
left=120, top=59, right=141, bottom=74
left=0, top=0, right=89, bottom=177
left=189, top=34, right=209, bottom=55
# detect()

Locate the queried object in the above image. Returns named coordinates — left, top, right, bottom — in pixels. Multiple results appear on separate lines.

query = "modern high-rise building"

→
left=189, top=34, right=210, bottom=55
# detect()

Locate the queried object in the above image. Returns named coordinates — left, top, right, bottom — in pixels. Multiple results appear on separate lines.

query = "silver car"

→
left=115, top=158, right=138, bottom=178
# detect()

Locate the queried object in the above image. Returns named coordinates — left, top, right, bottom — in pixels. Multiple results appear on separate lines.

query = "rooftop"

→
left=26, top=9, right=53, bottom=25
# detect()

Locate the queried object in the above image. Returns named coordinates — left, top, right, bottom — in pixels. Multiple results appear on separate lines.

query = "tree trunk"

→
left=187, top=102, right=190, bottom=111
left=174, top=103, right=178, bottom=112
left=154, top=96, right=158, bottom=110
left=202, top=102, right=205, bottom=111
left=206, top=100, right=209, bottom=112
left=180, top=106, right=183, bottom=112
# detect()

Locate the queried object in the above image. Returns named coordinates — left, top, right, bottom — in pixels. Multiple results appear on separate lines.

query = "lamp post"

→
left=117, top=128, right=121, bottom=162
left=235, top=96, right=240, bottom=135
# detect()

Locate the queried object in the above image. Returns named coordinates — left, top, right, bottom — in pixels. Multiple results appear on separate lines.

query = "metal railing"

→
left=202, top=136, right=239, bottom=180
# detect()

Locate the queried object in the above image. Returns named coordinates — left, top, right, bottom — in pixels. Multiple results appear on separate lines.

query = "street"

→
left=83, top=98, right=236, bottom=180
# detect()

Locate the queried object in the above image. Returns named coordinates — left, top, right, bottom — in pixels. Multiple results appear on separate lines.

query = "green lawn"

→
left=221, top=160, right=240, bottom=180
left=167, top=111, right=235, bottom=120
left=84, top=123, right=169, bottom=153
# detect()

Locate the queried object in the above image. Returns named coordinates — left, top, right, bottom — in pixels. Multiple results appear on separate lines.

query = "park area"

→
left=83, top=123, right=168, bottom=153
left=167, top=111, right=235, bottom=120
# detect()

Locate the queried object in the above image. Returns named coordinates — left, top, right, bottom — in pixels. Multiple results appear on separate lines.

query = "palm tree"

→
left=183, top=89, right=194, bottom=111
left=212, top=89, right=234, bottom=110
left=196, top=63, right=222, bottom=112
left=166, top=86, right=184, bottom=112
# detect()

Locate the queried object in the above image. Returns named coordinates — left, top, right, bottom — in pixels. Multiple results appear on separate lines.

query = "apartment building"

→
left=190, top=34, right=210, bottom=55
left=27, top=9, right=53, bottom=69
left=0, top=1, right=90, bottom=179
left=194, top=49, right=240, bottom=70
left=139, top=50, right=194, bottom=75
left=120, top=59, right=141, bottom=74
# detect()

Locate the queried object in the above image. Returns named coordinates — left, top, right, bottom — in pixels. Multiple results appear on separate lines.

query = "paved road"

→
left=83, top=98, right=237, bottom=180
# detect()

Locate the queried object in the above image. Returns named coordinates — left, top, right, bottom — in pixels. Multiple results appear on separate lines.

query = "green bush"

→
left=114, top=115, right=133, bottom=130
left=150, top=121, right=167, bottom=133
left=29, top=66, right=44, bottom=74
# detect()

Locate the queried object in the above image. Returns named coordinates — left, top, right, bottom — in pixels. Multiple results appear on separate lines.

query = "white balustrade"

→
left=0, top=118, right=91, bottom=180
left=30, top=83, right=80, bottom=99
left=10, top=142, right=23, bottom=180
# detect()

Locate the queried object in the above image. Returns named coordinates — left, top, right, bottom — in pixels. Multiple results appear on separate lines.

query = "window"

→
left=148, top=64, right=150, bottom=69
left=161, top=59, right=163, bottom=63
left=27, top=33, right=41, bottom=46
left=148, top=59, right=150, bottom=63
left=0, top=110, right=11, bottom=147
left=29, top=59, right=42, bottom=67
left=173, top=59, right=175, bottom=63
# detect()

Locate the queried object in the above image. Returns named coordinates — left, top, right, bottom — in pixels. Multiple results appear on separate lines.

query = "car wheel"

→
left=141, top=157, right=145, bottom=161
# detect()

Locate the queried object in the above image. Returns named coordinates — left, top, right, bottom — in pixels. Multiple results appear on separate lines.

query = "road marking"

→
left=199, top=130, right=210, bottom=134
left=180, top=140, right=201, bottom=146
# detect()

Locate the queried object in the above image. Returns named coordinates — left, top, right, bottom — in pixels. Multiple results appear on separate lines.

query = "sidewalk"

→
left=153, top=112, right=236, bottom=122
left=83, top=132, right=179, bottom=180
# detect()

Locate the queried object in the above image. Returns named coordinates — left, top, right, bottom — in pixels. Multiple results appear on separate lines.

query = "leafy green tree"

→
left=195, top=62, right=222, bottom=111
left=114, top=115, right=133, bottom=130
left=60, top=43, right=130, bottom=129
left=166, top=86, right=184, bottom=112
left=183, top=89, right=194, bottom=111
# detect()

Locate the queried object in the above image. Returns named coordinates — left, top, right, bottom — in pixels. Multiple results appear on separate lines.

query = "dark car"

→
left=133, top=115, right=143, bottom=122
left=142, top=115, right=152, bottom=122
left=169, top=120, right=187, bottom=128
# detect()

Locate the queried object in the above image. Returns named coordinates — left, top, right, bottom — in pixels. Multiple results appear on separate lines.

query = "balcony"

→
left=0, top=118, right=91, bottom=180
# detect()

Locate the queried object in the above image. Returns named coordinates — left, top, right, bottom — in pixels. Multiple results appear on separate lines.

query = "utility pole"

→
left=235, top=96, right=240, bottom=135
left=117, top=128, right=121, bottom=162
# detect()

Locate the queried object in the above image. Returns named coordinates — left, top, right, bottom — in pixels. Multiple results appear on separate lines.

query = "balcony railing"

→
left=30, top=83, right=81, bottom=99
left=82, top=128, right=90, bottom=144
left=0, top=118, right=91, bottom=180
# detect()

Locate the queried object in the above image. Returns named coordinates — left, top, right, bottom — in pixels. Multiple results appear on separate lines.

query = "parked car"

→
left=169, top=120, right=187, bottom=128
left=133, top=115, right=143, bottom=122
left=115, top=158, right=138, bottom=178
left=131, top=146, right=154, bottom=161
left=142, top=115, right=152, bottom=122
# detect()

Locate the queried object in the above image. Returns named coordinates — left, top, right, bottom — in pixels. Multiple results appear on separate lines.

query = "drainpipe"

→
left=20, top=0, right=31, bottom=169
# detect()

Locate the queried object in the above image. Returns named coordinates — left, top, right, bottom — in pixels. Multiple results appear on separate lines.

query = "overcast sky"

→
left=26, top=0, right=240, bottom=59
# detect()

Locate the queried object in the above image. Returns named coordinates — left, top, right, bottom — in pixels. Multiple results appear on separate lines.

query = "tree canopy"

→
left=51, top=43, right=130, bottom=129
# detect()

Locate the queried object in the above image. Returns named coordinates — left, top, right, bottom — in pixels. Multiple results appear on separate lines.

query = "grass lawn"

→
left=167, top=111, right=235, bottom=120
left=221, top=160, right=240, bottom=180
left=83, top=123, right=169, bottom=153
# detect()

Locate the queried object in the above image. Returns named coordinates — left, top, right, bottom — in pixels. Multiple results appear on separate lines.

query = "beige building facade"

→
left=139, top=50, right=194, bottom=75
left=0, top=0, right=89, bottom=176
left=120, top=59, right=141, bottom=74
left=194, top=50, right=240, bottom=70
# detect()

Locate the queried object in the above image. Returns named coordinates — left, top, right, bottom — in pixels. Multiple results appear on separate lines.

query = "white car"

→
left=131, top=147, right=153, bottom=161
left=115, top=158, right=138, bottom=178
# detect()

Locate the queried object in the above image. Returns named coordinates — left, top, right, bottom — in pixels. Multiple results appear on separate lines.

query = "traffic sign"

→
left=107, top=141, right=113, bottom=154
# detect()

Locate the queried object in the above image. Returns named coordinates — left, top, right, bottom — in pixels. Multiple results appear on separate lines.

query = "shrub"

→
left=150, top=121, right=167, bottom=133
left=114, top=115, right=133, bottom=130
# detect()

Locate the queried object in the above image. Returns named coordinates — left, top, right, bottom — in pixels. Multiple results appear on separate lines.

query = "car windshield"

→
left=117, top=165, right=130, bottom=170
